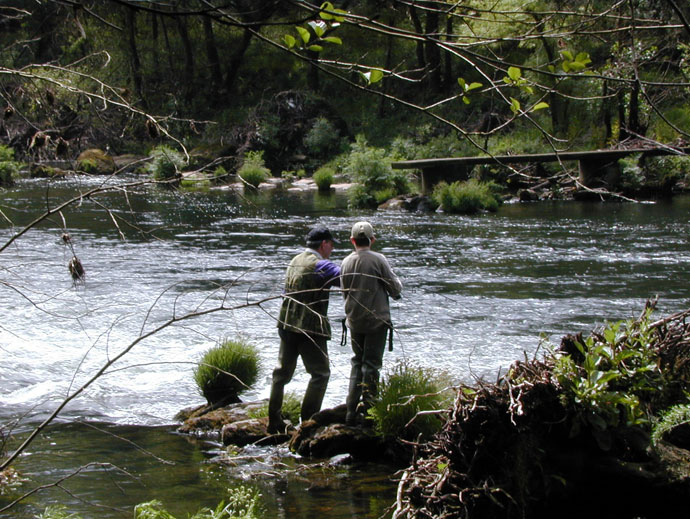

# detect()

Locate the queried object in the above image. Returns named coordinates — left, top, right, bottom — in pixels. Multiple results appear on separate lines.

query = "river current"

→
left=1, top=175, right=690, bottom=517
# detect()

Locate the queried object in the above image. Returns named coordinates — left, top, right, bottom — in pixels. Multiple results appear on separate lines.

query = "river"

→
left=1, top=175, right=690, bottom=517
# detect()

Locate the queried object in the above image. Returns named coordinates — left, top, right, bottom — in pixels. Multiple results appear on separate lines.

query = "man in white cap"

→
left=341, top=221, right=402, bottom=425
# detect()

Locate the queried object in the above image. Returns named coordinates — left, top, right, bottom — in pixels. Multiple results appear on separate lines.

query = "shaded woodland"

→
left=1, top=0, right=689, bottom=177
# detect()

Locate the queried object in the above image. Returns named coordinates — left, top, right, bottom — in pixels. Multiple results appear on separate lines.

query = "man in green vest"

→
left=268, top=226, right=341, bottom=434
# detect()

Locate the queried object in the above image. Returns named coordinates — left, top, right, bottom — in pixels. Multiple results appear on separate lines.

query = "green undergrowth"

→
left=248, top=391, right=302, bottom=425
left=368, top=360, right=454, bottom=441
left=432, top=179, right=503, bottom=214
left=194, top=338, right=260, bottom=406
left=35, top=485, right=263, bottom=519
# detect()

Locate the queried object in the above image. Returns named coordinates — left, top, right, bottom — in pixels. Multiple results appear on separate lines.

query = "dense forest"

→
left=1, top=0, right=690, bottom=191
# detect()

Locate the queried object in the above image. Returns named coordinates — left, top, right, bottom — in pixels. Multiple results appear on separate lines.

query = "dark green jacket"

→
left=278, top=250, right=340, bottom=338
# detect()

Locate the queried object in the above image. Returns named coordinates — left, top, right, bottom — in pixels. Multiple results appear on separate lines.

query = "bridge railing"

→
left=391, top=147, right=690, bottom=193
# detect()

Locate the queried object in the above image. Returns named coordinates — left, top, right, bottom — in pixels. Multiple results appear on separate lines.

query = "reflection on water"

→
left=7, top=422, right=397, bottom=519
left=1, top=177, right=690, bottom=517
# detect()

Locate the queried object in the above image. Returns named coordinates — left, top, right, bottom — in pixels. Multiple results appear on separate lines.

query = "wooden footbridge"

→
left=391, top=146, right=690, bottom=193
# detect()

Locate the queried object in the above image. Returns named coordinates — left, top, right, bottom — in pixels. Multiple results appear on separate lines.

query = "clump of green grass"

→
left=248, top=391, right=301, bottom=425
left=238, top=151, right=270, bottom=188
left=432, top=179, right=503, bottom=214
left=0, top=144, right=19, bottom=186
left=312, top=166, right=334, bottom=191
left=652, top=401, right=690, bottom=447
left=194, top=338, right=261, bottom=406
left=344, top=136, right=411, bottom=208
left=368, top=361, right=454, bottom=441
left=146, top=145, right=185, bottom=182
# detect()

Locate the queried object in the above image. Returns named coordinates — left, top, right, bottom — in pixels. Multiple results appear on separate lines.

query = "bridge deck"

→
left=391, top=147, right=689, bottom=170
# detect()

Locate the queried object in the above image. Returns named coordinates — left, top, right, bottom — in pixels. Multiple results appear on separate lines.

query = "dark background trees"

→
left=0, top=0, right=688, bottom=166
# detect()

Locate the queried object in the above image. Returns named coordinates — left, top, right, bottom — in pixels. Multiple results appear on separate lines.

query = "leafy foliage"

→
left=0, top=145, right=19, bottom=186
left=368, top=361, right=453, bottom=441
left=237, top=151, right=270, bottom=188
left=343, top=136, right=410, bottom=208
left=304, top=117, right=343, bottom=158
left=312, top=166, right=334, bottom=191
left=432, top=179, right=503, bottom=214
left=552, top=307, right=670, bottom=447
left=193, top=338, right=260, bottom=405
left=133, top=486, right=263, bottom=519
left=146, top=146, right=185, bottom=182
left=248, top=391, right=302, bottom=425
left=652, top=400, right=690, bottom=447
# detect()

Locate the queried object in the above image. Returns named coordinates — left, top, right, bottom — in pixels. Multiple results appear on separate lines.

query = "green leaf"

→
left=576, top=52, right=592, bottom=65
left=462, top=96, right=471, bottom=105
left=368, top=69, right=384, bottom=83
left=296, top=26, right=310, bottom=44
left=437, top=462, right=448, bottom=471
left=561, top=50, right=574, bottom=61
left=508, top=66, right=522, bottom=81
left=308, top=20, right=327, bottom=37
left=532, top=101, right=549, bottom=111
left=510, top=97, right=521, bottom=114
left=323, top=36, right=342, bottom=45
left=320, top=1, right=335, bottom=19
left=284, top=34, right=296, bottom=48
left=458, top=77, right=467, bottom=89
left=307, top=44, right=324, bottom=52
left=568, top=61, right=586, bottom=71
left=467, top=82, right=482, bottom=91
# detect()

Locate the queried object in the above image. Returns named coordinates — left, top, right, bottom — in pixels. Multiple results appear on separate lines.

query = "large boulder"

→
left=76, top=149, right=116, bottom=175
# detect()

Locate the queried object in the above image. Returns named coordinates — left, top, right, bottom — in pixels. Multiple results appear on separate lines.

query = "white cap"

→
left=350, top=221, right=374, bottom=239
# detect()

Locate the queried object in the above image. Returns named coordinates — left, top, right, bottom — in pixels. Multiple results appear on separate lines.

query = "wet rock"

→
left=378, top=195, right=436, bottom=212
left=30, top=164, right=69, bottom=178
left=518, top=188, right=539, bottom=201
left=177, top=400, right=266, bottom=437
left=290, top=422, right=385, bottom=459
left=222, top=417, right=273, bottom=446
left=76, top=149, right=116, bottom=175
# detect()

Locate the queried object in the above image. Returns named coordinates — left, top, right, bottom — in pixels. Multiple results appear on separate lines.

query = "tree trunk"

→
left=424, top=4, right=442, bottom=93
left=124, top=7, right=146, bottom=108
left=225, top=28, right=254, bottom=94
left=443, top=15, right=453, bottom=92
left=175, top=16, right=195, bottom=105
left=407, top=5, right=426, bottom=76
left=203, top=15, right=223, bottom=96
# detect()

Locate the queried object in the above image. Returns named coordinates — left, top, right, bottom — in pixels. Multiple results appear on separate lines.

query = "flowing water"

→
left=1, top=175, right=690, bottom=517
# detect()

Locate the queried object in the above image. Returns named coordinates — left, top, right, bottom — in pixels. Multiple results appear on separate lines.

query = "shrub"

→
left=248, top=391, right=301, bottom=425
left=212, top=165, right=229, bottom=184
left=344, top=136, right=411, bottom=208
left=652, top=401, right=690, bottom=447
left=194, top=338, right=260, bottom=406
left=0, top=145, right=19, bottom=186
left=134, top=485, right=263, bottom=519
left=642, top=154, right=690, bottom=191
left=312, top=166, right=334, bottom=191
left=368, top=361, right=453, bottom=441
left=304, top=117, right=342, bottom=158
left=146, top=146, right=185, bottom=182
left=238, top=151, right=270, bottom=188
left=432, top=179, right=503, bottom=214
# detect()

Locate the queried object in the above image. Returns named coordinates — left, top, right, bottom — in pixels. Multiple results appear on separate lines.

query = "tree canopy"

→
left=1, top=0, right=689, bottom=165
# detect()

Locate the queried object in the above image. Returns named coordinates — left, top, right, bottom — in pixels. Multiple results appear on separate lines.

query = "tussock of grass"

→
left=432, top=179, right=503, bottom=214
left=194, top=338, right=260, bottom=405
left=368, top=360, right=454, bottom=441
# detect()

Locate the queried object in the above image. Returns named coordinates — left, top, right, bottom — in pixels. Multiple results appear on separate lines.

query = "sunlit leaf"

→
left=508, top=66, right=522, bottom=81
left=323, top=36, right=342, bottom=45
left=307, top=44, right=324, bottom=52
left=561, top=50, right=574, bottom=61
left=308, top=20, right=327, bottom=37
left=370, top=69, right=384, bottom=83
left=296, top=26, right=310, bottom=44
left=284, top=34, right=296, bottom=48
left=320, top=1, right=335, bottom=19
left=467, top=82, right=482, bottom=91
left=510, top=97, right=521, bottom=114
left=463, top=96, right=471, bottom=104
left=532, top=101, right=549, bottom=111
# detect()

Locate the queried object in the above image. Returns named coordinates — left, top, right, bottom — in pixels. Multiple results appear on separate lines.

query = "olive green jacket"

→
left=278, top=249, right=340, bottom=338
